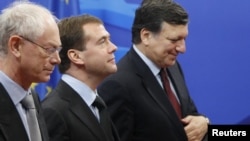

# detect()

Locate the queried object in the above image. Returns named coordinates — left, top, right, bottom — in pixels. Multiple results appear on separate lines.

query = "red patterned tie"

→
left=160, top=68, right=182, bottom=119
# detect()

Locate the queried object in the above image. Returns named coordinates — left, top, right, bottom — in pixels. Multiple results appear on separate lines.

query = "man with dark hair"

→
left=98, top=2, right=208, bottom=141
left=42, top=14, right=120, bottom=141
left=140, top=0, right=173, bottom=6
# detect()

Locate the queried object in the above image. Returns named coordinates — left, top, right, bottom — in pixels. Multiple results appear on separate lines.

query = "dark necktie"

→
left=160, top=68, right=182, bottom=119
left=21, top=93, right=42, bottom=141
left=92, top=95, right=106, bottom=112
left=92, top=95, right=114, bottom=141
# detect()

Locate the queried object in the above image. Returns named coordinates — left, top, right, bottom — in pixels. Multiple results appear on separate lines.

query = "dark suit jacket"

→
left=0, top=83, right=49, bottom=141
left=98, top=47, right=206, bottom=141
left=41, top=80, right=120, bottom=141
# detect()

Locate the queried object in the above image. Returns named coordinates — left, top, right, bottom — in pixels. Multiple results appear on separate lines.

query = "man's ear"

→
left=8, top=35, right=23, bottom=57
left=140, top=28, right=152, bottom=45
left=67, top=49, right=84, bottom=65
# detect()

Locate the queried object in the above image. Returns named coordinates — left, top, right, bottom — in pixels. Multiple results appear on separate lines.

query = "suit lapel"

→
left=128, top=49, right=178, bottom=117
left=167, top=62, right=189, bottom=115
left=57, top=81, right=107, bottom=141
left=141, top=74, right=183, bottom=127
left=0, top=83, right=29, bottom=141
left=128, top=48, right=185, bottom=132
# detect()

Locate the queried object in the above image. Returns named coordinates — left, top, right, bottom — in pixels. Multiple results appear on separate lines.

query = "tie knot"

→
left=21, top=94, right=35, bottom=109
left=160, top=68, right=167, bottom=79
left=92, top=96, right=106, bottom=111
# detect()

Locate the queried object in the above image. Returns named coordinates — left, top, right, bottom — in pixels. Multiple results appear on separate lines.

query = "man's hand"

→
left=181, top=115, right=209, bottom=141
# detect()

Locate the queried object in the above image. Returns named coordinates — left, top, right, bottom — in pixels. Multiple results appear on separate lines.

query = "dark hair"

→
left=58, top=14, right=103, bottom=73
left=132, top=2, right=188, bottom=44
left=140, top=0, right=173, bottom=6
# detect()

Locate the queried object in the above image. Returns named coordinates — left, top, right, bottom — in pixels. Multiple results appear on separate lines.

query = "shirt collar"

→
left=0, top=71, right=28, bottom=105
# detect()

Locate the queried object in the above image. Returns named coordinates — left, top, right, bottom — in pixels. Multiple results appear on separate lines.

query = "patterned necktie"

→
left=92, top=95, right=114, bottom=141
left=21, top=93, right=42, bottom=141
left=160, top=68, right=182, bottom=119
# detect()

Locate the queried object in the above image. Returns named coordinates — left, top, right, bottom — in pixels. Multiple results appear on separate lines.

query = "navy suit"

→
left=0, top=83, right=49, bottom=141
left=98, top=47, right=204, bottom=141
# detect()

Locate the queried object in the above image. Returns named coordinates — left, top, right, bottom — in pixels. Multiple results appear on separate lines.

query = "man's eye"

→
left=99, top=39, right=106, bottom=44
left=101, top=40, right=106, bottom=44
left=170, top=39, right=178, bottom=43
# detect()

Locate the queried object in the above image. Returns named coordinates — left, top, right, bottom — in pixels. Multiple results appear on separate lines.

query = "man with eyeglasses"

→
left=0, top=1, right=61, bottom=141
left=20, top=36, right=62, bottom=56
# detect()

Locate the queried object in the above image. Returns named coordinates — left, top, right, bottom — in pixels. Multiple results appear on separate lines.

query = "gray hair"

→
left=0, top=1, right=58, bottom=54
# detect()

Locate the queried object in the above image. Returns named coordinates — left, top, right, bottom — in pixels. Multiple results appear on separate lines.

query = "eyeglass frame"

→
left=19, top=35, right=62, bottom=55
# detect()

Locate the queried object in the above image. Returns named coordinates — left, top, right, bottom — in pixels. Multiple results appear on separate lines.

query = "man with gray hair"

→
left=0, top=1, right=61, bottom=141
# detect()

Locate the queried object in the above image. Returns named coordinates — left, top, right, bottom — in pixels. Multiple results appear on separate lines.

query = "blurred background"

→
left=1, top=0, right=250, bottom=125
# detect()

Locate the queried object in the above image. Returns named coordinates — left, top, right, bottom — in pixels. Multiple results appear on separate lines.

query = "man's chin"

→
left=38, top=76, right=51, bottom=83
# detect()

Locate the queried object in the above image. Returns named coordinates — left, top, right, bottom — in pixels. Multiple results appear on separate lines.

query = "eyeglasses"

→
left=20, top=36, right=62, bottom=55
